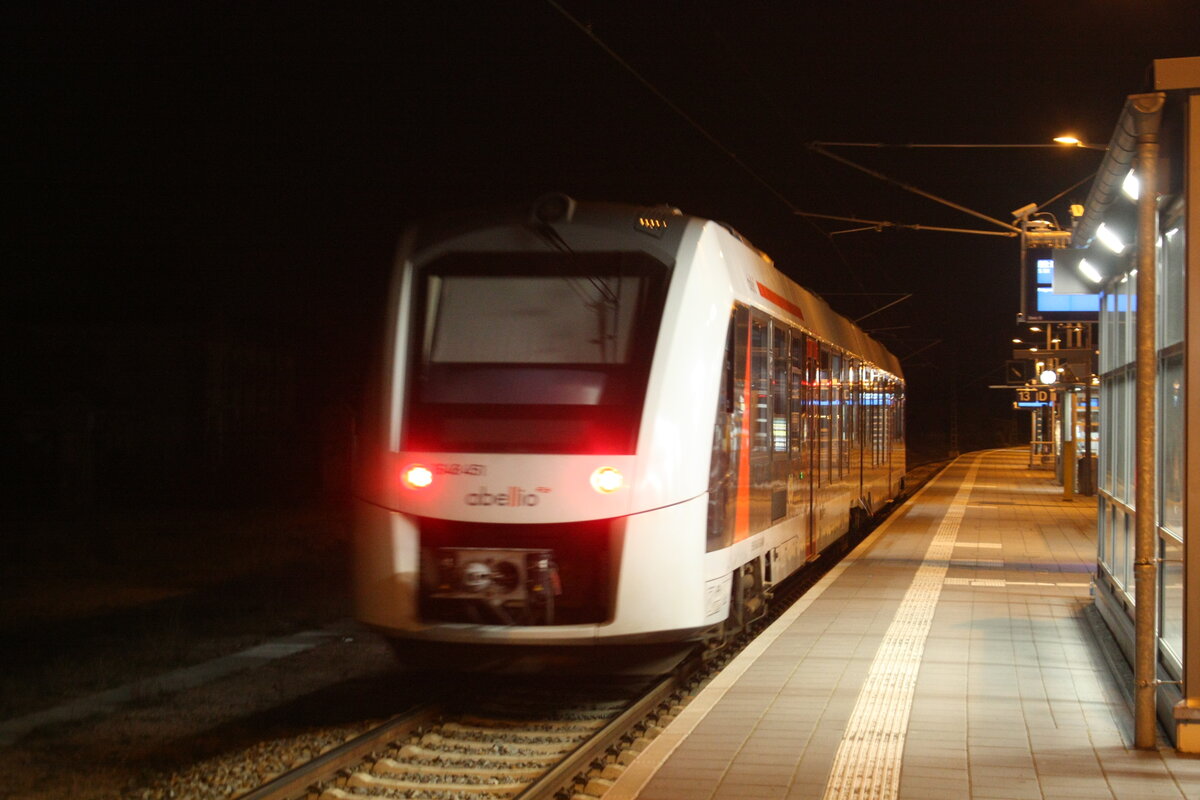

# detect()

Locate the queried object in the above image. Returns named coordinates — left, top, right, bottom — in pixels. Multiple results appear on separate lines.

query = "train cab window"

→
left=405, top=251, right=670, bottom=453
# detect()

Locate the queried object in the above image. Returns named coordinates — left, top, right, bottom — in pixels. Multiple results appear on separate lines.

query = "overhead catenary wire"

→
left=794, top=210, right=1017, bottom=238
left=806, top=143, right=1022, bottom=234
left=543, top=0, right=885, bottom=302
left=812, top=141, right=1090, bottom=149
left=544, top=1, right=941, bottom=357
left=544, top=0, right=801, bottom=216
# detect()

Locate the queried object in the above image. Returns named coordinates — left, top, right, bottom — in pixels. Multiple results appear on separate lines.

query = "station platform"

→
left=608, top=448, right=1200, bottom=800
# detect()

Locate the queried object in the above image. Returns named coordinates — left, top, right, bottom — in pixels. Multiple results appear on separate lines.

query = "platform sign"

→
left=1014, top=387, right=1052, bottom=408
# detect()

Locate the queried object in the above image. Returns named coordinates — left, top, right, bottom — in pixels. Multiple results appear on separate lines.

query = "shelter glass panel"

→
left=1159, top=214, right=1185, bottom=348
left=1159, top=349, right=1184, bottom=536
left=1161, top=533, right=1183, bottom=672
left=1112, top=504, right=1129, bottom=591
left=1098, top=496, right=1108, bottom=565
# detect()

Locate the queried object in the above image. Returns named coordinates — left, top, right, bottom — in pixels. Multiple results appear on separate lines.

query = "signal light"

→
left=402, top=464, right=434, bottom=490
left=590, top=466, right=624, bottom=494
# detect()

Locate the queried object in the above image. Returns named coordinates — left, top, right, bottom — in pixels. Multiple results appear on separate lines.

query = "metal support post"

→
left=1062, top=395, right=1075, bottom=501
left=1081, top=382, right=1095, bottom=496
left=1132, top=93, right=1165, bottom=749
left=1029, top=413, right=1036, bottom=468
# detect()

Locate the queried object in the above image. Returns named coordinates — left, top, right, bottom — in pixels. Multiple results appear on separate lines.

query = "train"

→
left=352, top=194, right=905, bottom=666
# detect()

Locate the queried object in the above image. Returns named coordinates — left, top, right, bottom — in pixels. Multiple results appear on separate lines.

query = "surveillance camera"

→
left=1011, top=203, right=1038, bottom=219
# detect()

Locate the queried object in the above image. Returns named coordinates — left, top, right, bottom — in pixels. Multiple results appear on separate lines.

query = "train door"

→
left=811, top=340, right=830, bottom=554
left=787, top=333, right=815, bottom=559
left=849, top=359, right=864, bottom=503
left=769, top=322, right=789, bottom=523
left=748, top=314, right=772, bottom=533
left=806, top=338, right=825, bottom=556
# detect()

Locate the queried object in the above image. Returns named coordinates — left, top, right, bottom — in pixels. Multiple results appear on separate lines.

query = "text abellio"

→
left=465, top=486, right=540, bottom=507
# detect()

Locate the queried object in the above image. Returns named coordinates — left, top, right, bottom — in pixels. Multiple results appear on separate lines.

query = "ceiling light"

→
left=1078, top=258, right=1104, bottom=284
left=1122, top=170, right=1140, bottom=200
left=1096, top=222, right=1126, bottom=254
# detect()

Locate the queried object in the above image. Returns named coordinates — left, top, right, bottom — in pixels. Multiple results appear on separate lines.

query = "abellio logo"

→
left=465, top=486, right=549, bottom=507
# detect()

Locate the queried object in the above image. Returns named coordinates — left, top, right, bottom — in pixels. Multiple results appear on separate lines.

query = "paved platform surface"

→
left=609, top=449, right=1200, bottom=800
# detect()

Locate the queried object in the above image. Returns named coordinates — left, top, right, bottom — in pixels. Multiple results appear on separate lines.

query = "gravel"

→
left=0, top=629, right=417, bottom=799
left=0, top=503, right=428, bottom=800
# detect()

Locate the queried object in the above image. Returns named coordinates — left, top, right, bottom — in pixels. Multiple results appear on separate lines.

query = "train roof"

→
left=404, top=194, right=904, bottom=382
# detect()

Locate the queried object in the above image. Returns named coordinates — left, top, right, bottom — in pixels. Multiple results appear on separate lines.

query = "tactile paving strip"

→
left=821, top=456, right=982, bottom=800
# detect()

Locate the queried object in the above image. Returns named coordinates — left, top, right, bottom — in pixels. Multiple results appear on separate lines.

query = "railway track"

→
left=238, top=463, right=946, bottom=800
left=239, top=541, right=838, bottom=800
left=242, top=674, right=684, bottom=800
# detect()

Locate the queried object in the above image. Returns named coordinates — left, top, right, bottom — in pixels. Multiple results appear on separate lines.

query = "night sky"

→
left=5, top=1, right=1198, bottom=510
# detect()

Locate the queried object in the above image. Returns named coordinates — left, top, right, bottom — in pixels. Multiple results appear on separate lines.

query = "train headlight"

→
left=589, top=466, right=624, bottom=494
left=402, top=463, right=434, bottom=490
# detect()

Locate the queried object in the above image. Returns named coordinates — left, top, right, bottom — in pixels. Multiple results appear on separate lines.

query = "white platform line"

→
left=821, top=456, right=982, bottom=800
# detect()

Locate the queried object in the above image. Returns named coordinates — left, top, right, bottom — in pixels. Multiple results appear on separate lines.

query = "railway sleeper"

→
left=346, top=771, right=530, bottom=795
left=457, top=714, right=607, bottom=731
left=583, top=776, right=615, bottom=796
left=472, top=706, right=626, bottom=721
left=474, top=697, right=630, bottom=714
left=373, top=757, right=544, bottom=780
left=397, top=743, right=561, bottom=765
left=439, top=721, right=593, bottom=740
left=419, top=732, right=580, bottom=753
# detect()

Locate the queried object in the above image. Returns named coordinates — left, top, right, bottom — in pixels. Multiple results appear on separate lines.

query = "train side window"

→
left=818, top=346, right=832, bottom=486
left=750, top=315, right=770, bottom=454
left=789, top=332, right=806, bottom=461
left=881, top=380, right=888, bottom=466
left=771, top=322, right=789, bottom=457
left=844, top=358, right=857, bottom=478
left=830, top=352, right=842, bottom=481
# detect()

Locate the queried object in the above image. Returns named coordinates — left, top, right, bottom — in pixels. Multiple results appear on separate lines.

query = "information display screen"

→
left=1021, top=248, right=1099, bottom=322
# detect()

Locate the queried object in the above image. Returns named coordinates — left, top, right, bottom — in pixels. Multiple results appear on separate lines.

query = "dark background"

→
left=4, top=1, right=1196, bottom=525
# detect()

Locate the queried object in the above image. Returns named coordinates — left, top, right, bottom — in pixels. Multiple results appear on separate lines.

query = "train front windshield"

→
left=405, top=251, right=670, bottom=454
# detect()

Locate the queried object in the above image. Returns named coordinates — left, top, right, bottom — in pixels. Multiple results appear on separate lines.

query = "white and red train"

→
left=353, top=195, right=905, bottom=661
